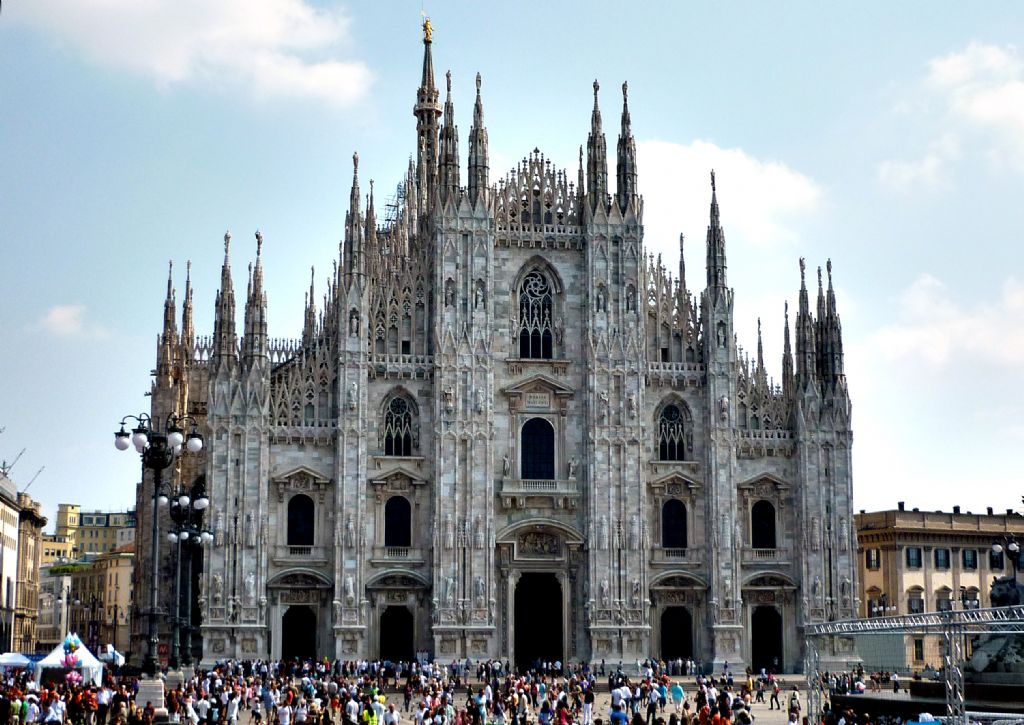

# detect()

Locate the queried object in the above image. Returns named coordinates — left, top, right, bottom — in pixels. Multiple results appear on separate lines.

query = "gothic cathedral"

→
left=137, top=24, right=857, bottom=672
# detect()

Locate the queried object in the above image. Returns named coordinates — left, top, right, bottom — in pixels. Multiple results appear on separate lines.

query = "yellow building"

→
left=45, top=504, right=136, bottom=559
left=856, top=504, right=1024, bottom=669
left=41, top=534, right=75, bottom=565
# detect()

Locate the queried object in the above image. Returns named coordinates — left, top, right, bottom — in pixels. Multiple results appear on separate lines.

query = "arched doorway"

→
left=514, top=572, right=562, bottom=672
left=281, top=605, right=316, bottom=661
left=660, top=606, right=693, bottom=660
left=521, top=418, right=555, bottom=480
left=750, top=605, right=783, bottom=673
left=379, top=605, right=414, bottom=662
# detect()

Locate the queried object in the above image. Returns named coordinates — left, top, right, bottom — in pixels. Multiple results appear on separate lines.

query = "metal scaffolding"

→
left=803, top=605, right=1024, bottom=725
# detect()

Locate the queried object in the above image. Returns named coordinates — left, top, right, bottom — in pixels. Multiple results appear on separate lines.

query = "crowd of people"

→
left=0, top=656, right=962, bottom=725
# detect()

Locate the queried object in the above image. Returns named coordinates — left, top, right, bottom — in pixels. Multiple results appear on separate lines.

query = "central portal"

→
left=379, top=605, right=414, bottom=662
left=281, top=605, right=316, bottom=662
left=514, top=572, right=563, bottom=672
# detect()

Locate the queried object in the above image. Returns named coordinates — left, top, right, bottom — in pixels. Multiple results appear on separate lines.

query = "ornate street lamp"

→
left=167, top=477, right=212, bottom=669
left=114, top=412, right=203, bottom=676
left=991, top=537, right=1021, bottom=584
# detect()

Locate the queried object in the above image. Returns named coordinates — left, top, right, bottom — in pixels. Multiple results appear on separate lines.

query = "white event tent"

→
left=34, top=642, right=103, bottom=686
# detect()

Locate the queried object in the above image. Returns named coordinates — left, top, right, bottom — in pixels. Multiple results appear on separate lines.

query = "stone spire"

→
left=467, top=72, right=489, bottom=206
left=181, top=260, right=194, bottom=350
left=822, top=259, right=845, bottom=386
left=705, top=170, right=728, bottom=302
left=756, top=317, right=766, bottom=383
left=616, top=81, right=638, bottom=212
left=414, top=17, right=441, bottom=214
left=242, top=230, right=268, bottom=367
left=586, top=80, right=608, bottom=211
left=782, top=301, right=794, bottom=398
left=577, top=145, right=585, bottom=198
left=678, top=233, right=688, bottom=302
left=438, top=70, right=460, bottom=203
left=303, top=267, right=317, bottom=346
left=158, top=260, right=177, bottom=375
left=795, top=258, right=816, bottom=390
left=212, top=231, right=238, bottom=368
left=343, top=152, right=364, bottom=286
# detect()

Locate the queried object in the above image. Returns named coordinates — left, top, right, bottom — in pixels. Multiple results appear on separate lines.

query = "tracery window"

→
left=518, top=270, right=553, bottom=359
left=658, top=404, right=687, bottom=461
left=383, top=396, right=414, bottom=456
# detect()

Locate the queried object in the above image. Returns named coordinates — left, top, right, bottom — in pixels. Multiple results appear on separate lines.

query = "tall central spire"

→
left=586, top=80, right=608, bottom=211
left=705, top=170, right=728, bottom=299
left=414, top=17, right=442, bottom=215
left=438, top=70, right=460, bottom=203
left=616, top=81, right=638, bottom=212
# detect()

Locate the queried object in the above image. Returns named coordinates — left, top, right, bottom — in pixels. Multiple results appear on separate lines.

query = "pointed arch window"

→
left=658, top=404, right=687, bottom=461
left=383, top=394, right=416, bottom=456
left=519, top=270, right=553, bottom=359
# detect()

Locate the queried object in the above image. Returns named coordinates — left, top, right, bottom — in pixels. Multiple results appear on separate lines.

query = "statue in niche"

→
left=214, top=513, right=225, bottom=547
left=245, top=514, right=256, bottom=548
left=347, top=381, right=357, bottom=411
left=349, top=308, right=359, bottom=337
left=813, top=576, right=822, bottom=603
left=211, top=573, right=223, bottom=606
left=444, top=576, right=455, bottom=606
left=474, top=576, right=485, bottom=605
left=444, top=279, right=455, bottom=307
left=598, top=390, right=609, bottom=421
left=345, top=515, right=355, bottom=548
left=717, top=322, right=726, bottom=348
left=839, top=517, right=849, bottom=551
left=226, top=596, right=238, bottom=623
left=442, top=387, right=454, bottom=415
left=554, top=320, right=564, bottom=345
left=473, top=516, right=484, bottom=550
left=598, top=517, right=609, bottom=550
left=628, top=517, right=639, bottom=550
left=595, top=286, right=606, bottom=313
left=631, top=579, right=642, bottom=607
left=502, top=455, right=511, bottom=477
left=718, top=395, right=729, bottom=421
left=444, top=514, right=454, bottom=549
left=344, top=574, right=355, bottom=605
left=244, top=571, right=256, bottom=606
left=258, top=596, right=267, bottom=621
left=627, top=394, right=637, bottom=419
left=599, top=579, right=610, bottom=607
left=812, top=518, right=821, bottom=550
left=474, top=388, right=484, bottom=414
left=333, top=599, right=342, bottom=621
left=567, top=456, right=578, bottom=479
left=474, top=280, right=485, bottom=310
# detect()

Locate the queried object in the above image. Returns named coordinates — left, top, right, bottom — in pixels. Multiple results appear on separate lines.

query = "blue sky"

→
left=2, top=1, right=1024, bottom=527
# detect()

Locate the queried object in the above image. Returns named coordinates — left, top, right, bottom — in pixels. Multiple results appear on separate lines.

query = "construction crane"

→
left=21, top=467, right=44, bottom=493
left=0, top=448, right=25, bottom=477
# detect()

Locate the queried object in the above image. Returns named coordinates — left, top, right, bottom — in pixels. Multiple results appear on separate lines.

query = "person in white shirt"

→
left=278, top=704, right=293, bottom=725
left=383, top=704, right=401, bottom=725
left=226, top=694, right=240, bottom=725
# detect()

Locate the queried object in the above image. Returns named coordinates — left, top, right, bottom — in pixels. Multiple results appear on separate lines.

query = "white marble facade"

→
left=139, top=27, right=857, bottom=672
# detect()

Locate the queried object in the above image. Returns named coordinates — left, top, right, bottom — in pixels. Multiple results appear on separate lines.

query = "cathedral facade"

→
left=136, top=25, right=857, bottom=672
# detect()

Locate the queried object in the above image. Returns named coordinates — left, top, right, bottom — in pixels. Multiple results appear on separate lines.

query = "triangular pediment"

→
left=272, top=464, right=330, bottom=484
left=369, top=464, right=426, bottom=487
left=648, top=471, right=702, bottom=491
left=501, top=373, right=574, bottom=397
left=736, top=472, right=789, bottom=490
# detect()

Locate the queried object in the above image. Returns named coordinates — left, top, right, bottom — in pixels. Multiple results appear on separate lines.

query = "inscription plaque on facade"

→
left=525, top=392, right=550, bottom=409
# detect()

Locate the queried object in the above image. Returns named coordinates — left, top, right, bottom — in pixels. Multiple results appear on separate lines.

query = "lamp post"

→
left=107, top=602, right=121, bottom=653
left=870, top=593, right=896, bottom=618
left=57, top=587, right=79, bottom=635
left=991, top=537, right=1021, bottom=583
left=167, top=478, right=211, bottom=669
left=114, top=412, right=203, bottom=676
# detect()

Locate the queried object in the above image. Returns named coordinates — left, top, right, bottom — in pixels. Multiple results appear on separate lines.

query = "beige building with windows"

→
left=856, top=503, right=1024, bottom=669
left=43, top=504, right=136, bottom=560
left=41, top=534, right=75, bottom=565
left=14, top=493, right=46, bottom=652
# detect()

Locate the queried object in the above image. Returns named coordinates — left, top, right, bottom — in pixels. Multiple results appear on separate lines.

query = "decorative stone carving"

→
left=518, top=531, right=560, bottom=556
left=473, top=516, right=484, bottom=550
left=567, top=456, right=578, bottom=479
left=211, top=573, right=223, bottom=606
left=214, top=513, right=225, bottom=547
left=599, top=578, right=609, bottom=607
left=347, top=381, right=357, bottom=411
left=245, top=513, right=256, bottom=548
left=502, top=455, right=511, bottom=477
left=344, top=575, right=355, bottom=605
left=244, top=571, right=256, bottom=606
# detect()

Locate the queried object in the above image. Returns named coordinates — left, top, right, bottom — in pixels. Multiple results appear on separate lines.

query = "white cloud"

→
left=636, top=139, right=822, bottom=253
left=877, top=134, right=959, bottom=192
left=872, top=274, right=1024, bottom=368
left=881, top=42, right=1024, bottom=183
left=38, top=305, right=110, bottom=339
left=11, top=0, right=372, bottom=106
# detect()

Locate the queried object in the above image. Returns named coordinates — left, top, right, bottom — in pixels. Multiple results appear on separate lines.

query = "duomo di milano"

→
left=136, top=21, right=857, bottom=672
